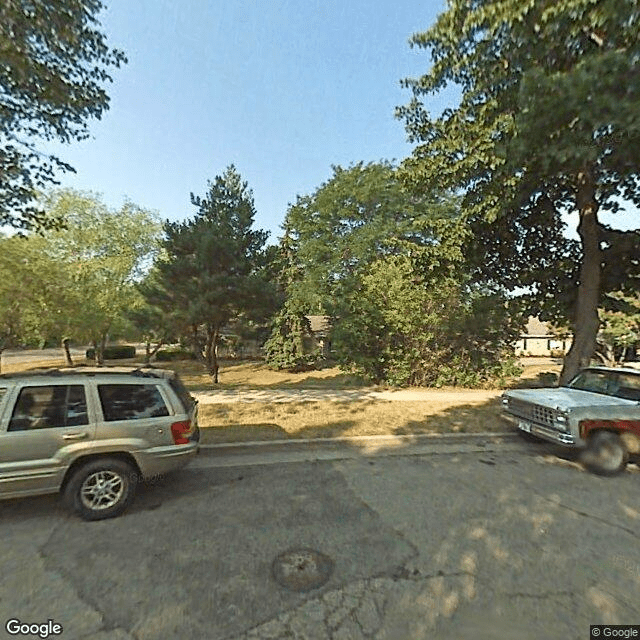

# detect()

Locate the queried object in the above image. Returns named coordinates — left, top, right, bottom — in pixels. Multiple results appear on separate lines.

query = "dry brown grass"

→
left=0, top=358, right=69, bottom=374
left=4, top=355, right=563, bottom=390
left=198, top=396, right=505, bottom=443
left=160, top=358, right=563, bottom=393
left=170, top=360, right=368, bottom=391
left=192, top=358, right=562, bottom=443
left=5, top=355, right=563, bottom=444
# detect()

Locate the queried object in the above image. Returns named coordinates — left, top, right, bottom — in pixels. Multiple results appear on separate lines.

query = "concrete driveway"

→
left=0, top=437, right=639, bottom=640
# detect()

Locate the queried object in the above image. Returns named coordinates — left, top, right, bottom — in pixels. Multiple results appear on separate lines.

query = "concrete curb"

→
left=190, top=431, right=525, bottom=469
left=199, top=430, right=517, bottom=452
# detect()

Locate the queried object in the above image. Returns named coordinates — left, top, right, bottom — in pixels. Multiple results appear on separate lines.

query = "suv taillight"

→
left=171, top=420, right=191, bottom=444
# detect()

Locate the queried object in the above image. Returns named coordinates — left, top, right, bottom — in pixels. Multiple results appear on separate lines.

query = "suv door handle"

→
left=62, top=432, right=89, bottom=441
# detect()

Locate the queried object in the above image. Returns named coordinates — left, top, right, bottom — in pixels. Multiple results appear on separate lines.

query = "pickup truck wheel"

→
left=64, top=458, right=138, bottom=520
left=582, top=431, right=628, bottom=477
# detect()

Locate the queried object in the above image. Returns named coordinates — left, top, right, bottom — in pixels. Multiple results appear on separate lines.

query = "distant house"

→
left=302, top=314, right=572, bottom=359
left=305, top=315, right=332, bottom=357
left=515, top=316, right=572, bottom=357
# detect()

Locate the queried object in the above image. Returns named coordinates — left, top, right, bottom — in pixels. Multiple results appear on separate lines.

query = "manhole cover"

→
left=272, top=548, right=334, bottom=592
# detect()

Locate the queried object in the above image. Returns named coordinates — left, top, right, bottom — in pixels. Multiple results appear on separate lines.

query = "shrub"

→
left=334, top=256, right=523, bottom=388
left=85, top=345, right=137, bottom=360
left=263, top=306, right=323, bottom=371
left=537, top=371, right=559, bottom=385
left=155, top=348, right=196, bottom=362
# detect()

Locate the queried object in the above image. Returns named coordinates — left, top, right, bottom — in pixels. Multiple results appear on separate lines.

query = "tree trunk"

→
left=62, top=338, right=73, bottom=366
left=205, top=325, right=220, bottom=384
left=144, top=340, right=165, bottom=364
left=560, top=169, right=602, bottom=385
left=191, top=324, right=204, bottom=362
left=93, top=338, right=105, bottom=366
left=594, top=341, right=615, bottom=367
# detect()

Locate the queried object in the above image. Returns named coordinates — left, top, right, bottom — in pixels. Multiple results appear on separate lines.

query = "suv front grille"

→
left=508, top=399, right=558, bottom=428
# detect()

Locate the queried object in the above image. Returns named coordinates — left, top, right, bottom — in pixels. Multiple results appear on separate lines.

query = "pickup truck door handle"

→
left=62, top=432, right=89, bottom=441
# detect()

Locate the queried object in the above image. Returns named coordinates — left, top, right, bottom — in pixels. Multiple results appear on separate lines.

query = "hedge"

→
left=154, top=348, right=196, bottom=361
left=86, top=345, right=137, bottom=360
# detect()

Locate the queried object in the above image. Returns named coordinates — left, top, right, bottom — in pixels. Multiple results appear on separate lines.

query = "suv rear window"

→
left=8, top=385, right=88, bottom=431
left=98, top=384, right=170, bottom=421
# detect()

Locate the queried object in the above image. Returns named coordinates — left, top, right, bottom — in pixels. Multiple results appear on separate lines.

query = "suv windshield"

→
left=567, top=370, right=640, bottom=400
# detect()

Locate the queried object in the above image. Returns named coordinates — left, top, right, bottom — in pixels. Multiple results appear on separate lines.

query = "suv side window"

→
left=98, top=384, right=170, bottom=421
left=8, top=385, right=88, bottom=431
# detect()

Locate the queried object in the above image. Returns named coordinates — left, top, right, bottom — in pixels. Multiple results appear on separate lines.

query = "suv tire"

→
left=64, top=458, right=138, bottom=521
left=581, top=431, right=629, bottom=476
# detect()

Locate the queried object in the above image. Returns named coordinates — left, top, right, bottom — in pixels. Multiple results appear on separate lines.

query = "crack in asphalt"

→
left=532, top=489, right=640, bottom=539
left=506, top=590, right=575, bottom=600
left=38, top=520, right=139, bottom=640
left=233, top=567, right=483, bottom=640
left=37, top=525, right=109, bottom=639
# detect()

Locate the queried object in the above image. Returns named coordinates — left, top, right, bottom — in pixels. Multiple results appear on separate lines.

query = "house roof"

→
left=522, top=316, right=569, bottom=338
left=524, top=316, right=551, bottom=336
left=306, top=315, right=331, bottom=334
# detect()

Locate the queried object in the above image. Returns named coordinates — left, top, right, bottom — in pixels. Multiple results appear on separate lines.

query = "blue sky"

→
left=50, top=0, right=454, bottom=242
left=50, top=0, right=637, bottom=242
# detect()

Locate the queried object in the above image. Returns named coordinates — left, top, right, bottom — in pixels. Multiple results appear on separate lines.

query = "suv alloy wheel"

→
left=64, top=457, right=138, bottom=520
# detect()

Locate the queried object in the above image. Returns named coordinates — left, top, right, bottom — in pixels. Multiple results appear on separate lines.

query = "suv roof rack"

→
left=0, top=366, right=167, bottom=380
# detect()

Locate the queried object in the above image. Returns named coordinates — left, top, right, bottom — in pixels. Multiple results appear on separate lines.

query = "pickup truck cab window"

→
left=568, top=370, right=640, bottom=401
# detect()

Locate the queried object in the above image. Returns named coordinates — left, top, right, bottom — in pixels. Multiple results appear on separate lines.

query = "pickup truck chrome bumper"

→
left=502, top=412, right=577, bottom=446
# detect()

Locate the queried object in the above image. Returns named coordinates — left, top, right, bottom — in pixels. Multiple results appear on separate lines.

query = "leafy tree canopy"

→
left=282, top=161, right=463, bottom=315
left=0, top=0, right=126, bottom=229
left=267, top=161, right=521, bottom=384
left=0, top=232, right=70, bottom=359
left=0, top=190, right=162, bottom=361
left=397, top=0, right=640, bottom=382
left=335, top=254, right=522, bottom=387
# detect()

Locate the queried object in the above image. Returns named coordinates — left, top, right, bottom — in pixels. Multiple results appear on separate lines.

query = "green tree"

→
left=596, top=293, right=640, bottom=365
left=282, top=162, right=461, bottom=313
left=145, top=166, right=277, bottom=383
left=397, top=0, right=640, bottom=384
left=0, top=191, right=162, bottom=362
left=269, top=161, right=519, bottom=384
left=336, top=255, right=521, bottom=386
left=265, top=162, right=449, bottom=371
left=0, top=235, right=47, bottom=368
left=262, top=231, right=318, bottom=371
left=0, top=233, right=74, bottom=363
left=1, top=0, right=126, bottom=230
left=128, top=269, right=181, bottom=363
left=42, top=190, right=162, bottom=362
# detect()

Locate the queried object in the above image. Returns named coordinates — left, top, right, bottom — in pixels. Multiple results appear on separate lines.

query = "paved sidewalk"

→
left=194, top=388, right=503, bottom=404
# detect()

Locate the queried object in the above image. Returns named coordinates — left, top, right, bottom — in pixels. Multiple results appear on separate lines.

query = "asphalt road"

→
left=1, top=437, right=639, bottom=640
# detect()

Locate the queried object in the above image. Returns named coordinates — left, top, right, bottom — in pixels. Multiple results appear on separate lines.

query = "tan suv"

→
left=0, top=367, right=199, bottom=520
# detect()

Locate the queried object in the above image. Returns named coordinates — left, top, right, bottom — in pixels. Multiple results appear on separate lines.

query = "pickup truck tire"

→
left=582, top=431, right=629, bottom=477
left=64, top=458, right=138, bottom=520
